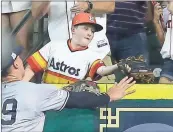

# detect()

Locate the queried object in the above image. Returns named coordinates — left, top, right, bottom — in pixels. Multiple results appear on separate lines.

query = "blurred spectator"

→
left=159, top=2, right=173, bottom=83
left=146, top=1, right=164, bottom=66
left=106, top=1, right=149, bottom=64
left=2, top=1, right=33, bottom=60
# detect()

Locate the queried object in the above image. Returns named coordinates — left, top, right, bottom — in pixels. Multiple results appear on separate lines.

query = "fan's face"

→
left=72, top=24, right=95, bottom=47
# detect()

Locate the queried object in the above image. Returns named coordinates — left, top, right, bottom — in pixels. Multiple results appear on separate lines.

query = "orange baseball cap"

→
left=72, top=13, right=103, bottom=32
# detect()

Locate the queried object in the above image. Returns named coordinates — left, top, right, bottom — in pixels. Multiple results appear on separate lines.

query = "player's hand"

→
left=153, top=2, right=163, bottom=23
left=107, top=76, right=136, bottom=102
left=70, top=2, right=89, bottom=13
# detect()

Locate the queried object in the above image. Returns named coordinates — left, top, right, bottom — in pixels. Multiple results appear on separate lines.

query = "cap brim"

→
left=87, top=23, right=103, bottom=32
left=92, top=23, right=103, bottom=32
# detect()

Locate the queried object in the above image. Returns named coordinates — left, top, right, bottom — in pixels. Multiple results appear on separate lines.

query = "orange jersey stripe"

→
left=27, top=56, right=43, bottom=73
left=32, top=51, right=47, bottom=69
left=89, top=59, right=105, bottom=80
left=27, top=51, right=47, bottom=73
left=43, top=70, right=79, bottom=84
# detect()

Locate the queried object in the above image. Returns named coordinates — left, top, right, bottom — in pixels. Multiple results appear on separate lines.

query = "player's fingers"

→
left=125, top=89, right=136, bottom=96
left=117, top=76, right=128, bottom=86
left=124, top=80, right=136, bottom=90
left=121, top=77, right=133, bottom=89
left=121, top=77, right=134, bottom=88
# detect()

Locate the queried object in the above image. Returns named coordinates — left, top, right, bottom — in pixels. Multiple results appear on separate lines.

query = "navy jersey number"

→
left=2, top=99, right=18, bottom=125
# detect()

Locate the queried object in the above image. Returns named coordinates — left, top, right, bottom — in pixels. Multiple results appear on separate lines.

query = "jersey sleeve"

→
left=26, top=42, right=51, bottom=73
left=36, top=84, right=69, bottom=112
left=88, top=59, right=105, bottom=81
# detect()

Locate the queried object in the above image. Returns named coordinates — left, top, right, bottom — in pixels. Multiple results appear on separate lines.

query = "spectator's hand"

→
left=153, top=2, right=163, bottom=23
left=107, top=76, right=136, bottom=101
left=70, top=2, right=89, bottom=13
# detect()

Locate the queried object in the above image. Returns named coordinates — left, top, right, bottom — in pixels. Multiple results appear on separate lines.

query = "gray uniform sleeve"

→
left=36, top=84, right=69, bottom=112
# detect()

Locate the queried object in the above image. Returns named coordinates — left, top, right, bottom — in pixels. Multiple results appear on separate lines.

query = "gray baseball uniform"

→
left=2, top=81, right=69, bottom=132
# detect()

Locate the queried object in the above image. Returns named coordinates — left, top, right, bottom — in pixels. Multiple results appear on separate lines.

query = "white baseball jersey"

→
left=160, top=13, right=173, bottom=60
left=48, top=1, right=110, bottom=59
left=2, top=81, right=69, bottom=132
left=27, top=40, right=105, bottom=84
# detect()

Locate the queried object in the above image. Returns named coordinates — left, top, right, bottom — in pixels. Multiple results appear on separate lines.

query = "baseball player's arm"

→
left=37, top=77, right=135, bottom=111
left=36, top=84, right=108, bottom=111
left=36, top=84, right=69, bottom=111
left=72, top=77, right=134, bottom=108
left=67, top=76, right=135, bottom=108
left=38, top=85, right=109, bottom=110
